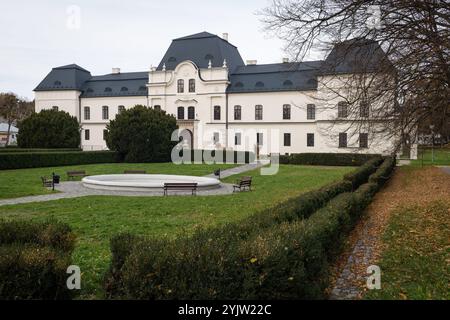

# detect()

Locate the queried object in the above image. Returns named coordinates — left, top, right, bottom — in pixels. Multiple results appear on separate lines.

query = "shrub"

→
left=279, top=153, right=380, bottom=166
left=0, top=220, right=76, bottom=300
left=368, top=156, right=396, bottom=189
left=343, top=156, right=384, bottom=190
left=0, top=244, right=72, bottom=300
left=0, top=148, right=81, bottom=153
left=178, top=149, right=256, bottom=164
left=0, top=150, right=118, bottom=170
left=17, top=109, right=80, bottom=148
left=104, top=157, right=395, bottom=299
left=106, top=105, right=178, bottom=163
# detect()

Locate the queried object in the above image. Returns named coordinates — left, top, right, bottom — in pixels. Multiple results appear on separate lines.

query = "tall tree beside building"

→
left=261, top=0, right=450, bottom=149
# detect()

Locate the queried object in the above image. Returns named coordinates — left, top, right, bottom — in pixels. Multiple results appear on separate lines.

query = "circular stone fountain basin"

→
left=82, top=174, right=220, bottom=192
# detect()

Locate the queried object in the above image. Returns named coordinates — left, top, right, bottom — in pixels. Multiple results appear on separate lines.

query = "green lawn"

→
left=0, top=164, right=353, bottom=298
left=410, top=147, right=450, bottom=166
left=365, top=200, right=450, bottom=300
left=0, top=162, right=238, bottom=199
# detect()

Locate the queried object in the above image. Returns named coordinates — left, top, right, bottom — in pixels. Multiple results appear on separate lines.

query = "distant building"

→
left=34, top=31, right=397, bottom=155
left=0, top=123, right=19, bottom=146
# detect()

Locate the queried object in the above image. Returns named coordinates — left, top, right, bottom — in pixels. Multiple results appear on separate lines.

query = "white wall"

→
left=35, top=90, right=81, bottom=119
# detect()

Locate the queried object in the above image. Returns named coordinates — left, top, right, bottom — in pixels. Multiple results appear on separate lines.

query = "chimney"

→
left=282, top=58, right=289, bottom=63
left=246, top=60, right=257, bottom=66
left=222, top=33, right=229, bottom=42
left=112, top=67, right=121, bottom=74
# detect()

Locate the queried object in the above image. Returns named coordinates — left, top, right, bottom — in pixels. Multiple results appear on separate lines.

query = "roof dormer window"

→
left=105, top=87, right=112, bottom=93
left=121, top=87, right=128, bottom=92
left=283, top=80, right=293, bottom=86
left=255, top=81, right=265, bottom=88
left=235, top=82, right=244, bottom=88
left=205, top=54, right=214, bottom=61
left=54, top=81, right=62, bottom=86
left=168, top=57, right=177, bottom=62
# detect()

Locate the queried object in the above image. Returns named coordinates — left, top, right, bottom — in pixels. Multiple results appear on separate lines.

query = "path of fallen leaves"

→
left=328, top=166, right=450, bottom=299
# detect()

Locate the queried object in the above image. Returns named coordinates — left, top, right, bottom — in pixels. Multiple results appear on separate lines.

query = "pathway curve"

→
left=0, top=162, right=266, bottom=207
left=328, top=166, right=450, bottom=299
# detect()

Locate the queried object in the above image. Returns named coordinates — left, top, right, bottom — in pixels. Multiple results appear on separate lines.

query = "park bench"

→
left=233, top=176, right=252, bottom=192
left=67, top=170, right=87, bottom=180
left=41, top=176, right=53, bottom=188
left=163, top=183, right=198, bottom=196
left=124, top=170, right=147, bottom=174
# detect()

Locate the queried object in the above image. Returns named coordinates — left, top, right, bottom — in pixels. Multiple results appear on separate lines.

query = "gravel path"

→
left=0, top=162, right=266, bottom=207
left=328, top=166, right=450, bottom=299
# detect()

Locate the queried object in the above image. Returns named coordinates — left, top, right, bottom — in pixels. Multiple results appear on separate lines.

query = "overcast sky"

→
left=0, top=0, right=324, bottom=100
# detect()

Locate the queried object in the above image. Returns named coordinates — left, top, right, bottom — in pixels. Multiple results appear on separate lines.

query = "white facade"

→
left=34, top=33, right=397, bottom=155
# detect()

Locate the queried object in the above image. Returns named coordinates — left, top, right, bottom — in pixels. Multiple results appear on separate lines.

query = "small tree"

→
left=0, top=93, right=33, bottom=146
left=17, top=109, right=80, bottom=148
left=106, top=105, right=178, bottom=162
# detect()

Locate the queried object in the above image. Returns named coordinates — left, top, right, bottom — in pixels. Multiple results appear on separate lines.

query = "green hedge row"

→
left=279, top=153, right=380, bottom=166
left=0, top=220, right=76, bottom=300
left=0, top=148, right=82, bottom=153
left=178, top=149, right=256, bottom=164
left=104, top=157, right=395, bottom=299
left=343, top=156, right=383, bottom=190
left=0, top=151, right=119, bottom=170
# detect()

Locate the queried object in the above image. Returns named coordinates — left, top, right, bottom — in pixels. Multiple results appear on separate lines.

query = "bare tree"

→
left=261, top=0, right=450, bottom=152
left=0, top=93, right=34, bottom=146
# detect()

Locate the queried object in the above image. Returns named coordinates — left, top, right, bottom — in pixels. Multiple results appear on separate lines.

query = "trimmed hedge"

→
left=178, top=149, right=256, bottom=164
left=0, top=148, right=81, bottom=153
left=0, top=151, right=119, bottom=170
left=104, top=157, right=395, bottom=299
left=0, top=220, right=76, bottom=300
left=280, top=153, right=380, bottom=166
left=343, top=156, right=383, bottom=190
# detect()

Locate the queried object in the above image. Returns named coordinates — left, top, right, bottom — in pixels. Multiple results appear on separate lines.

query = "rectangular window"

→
left=214, top=106, right=221, bottom=120
left=283, top=104, right=291, bottom=120
left=257, top=132, right=263, bottom=146
left=307, top=133, right=314, bottom=147
left=177, top=107, right=185, bottom=120
left=360, top=101, right=369, bottom=118
left=234, top=105, right=241, bottom=120
left=103, top=129, right=108, bottom=141
left=189, top=79, right=195, bottom=93
left=118, top=105, right=125, bottom=113
left=52, top=106, right=58, bottom=111
left=255, top=105, right=263, bottom=120
left=284, top=133, right=291, bottom=146
left=339, top=132, right=347, bottom=148
left=154, top=105, right=161, bottom=111
left=102, top=106, right=109, bottom=120
left=213, top=132, right=220, bottom=144
left=307, top=104, right=316, bottom=120
left=177, top=79, right=184, bottom=93
left=84, top=107, right=90, bottom=120
left=85, top=129, right=90, bottom=141
left=359, top=133, right=369, bottom=148
left=338, top=102, right=348, bottom=118
left=188, top=107, right=195, bottom=120
left=235, top=133, right=241, bottom=146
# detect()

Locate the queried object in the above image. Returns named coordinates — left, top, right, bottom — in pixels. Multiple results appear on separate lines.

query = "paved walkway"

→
left=0, top=162, right=266, bottom=207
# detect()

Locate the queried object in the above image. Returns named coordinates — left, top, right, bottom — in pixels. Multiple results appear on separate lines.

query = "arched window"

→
left=188, top=106, right=195, bottom=120
left=283, top=80, right=293, bottom=87
left=283, top=104, right=291, bottom=120
left=307, top=104, right=316, bottom=120
left=104, top=87, right=112, bottom=93
left=177, top=106, right=185, bottom=120
left=102, top=106, right=109, bottom=120
left=189, top=79, right=195, bottom=93
left=177, top=79, right=184, bottom=93
left=84, top=106, right=90, bottom=120
left=120, top=87, right=128, bottom=92
left=255, top=81, right=265, bottom=88
left=118, top=105, right=125, bottom=113
left=234, top=105, right=241, bottom=120
left=338, top=101, right=348, bottom=118
left=214, top=106, right=221, bottom=120
left=255, top=105, right=263, bottom=120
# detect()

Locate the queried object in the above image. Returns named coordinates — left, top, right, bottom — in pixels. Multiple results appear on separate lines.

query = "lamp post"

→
left=430, top=125, right=435, bottom=164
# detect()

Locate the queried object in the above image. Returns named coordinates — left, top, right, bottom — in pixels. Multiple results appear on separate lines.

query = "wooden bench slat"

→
left=163, top=183, right=198, bottom=196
